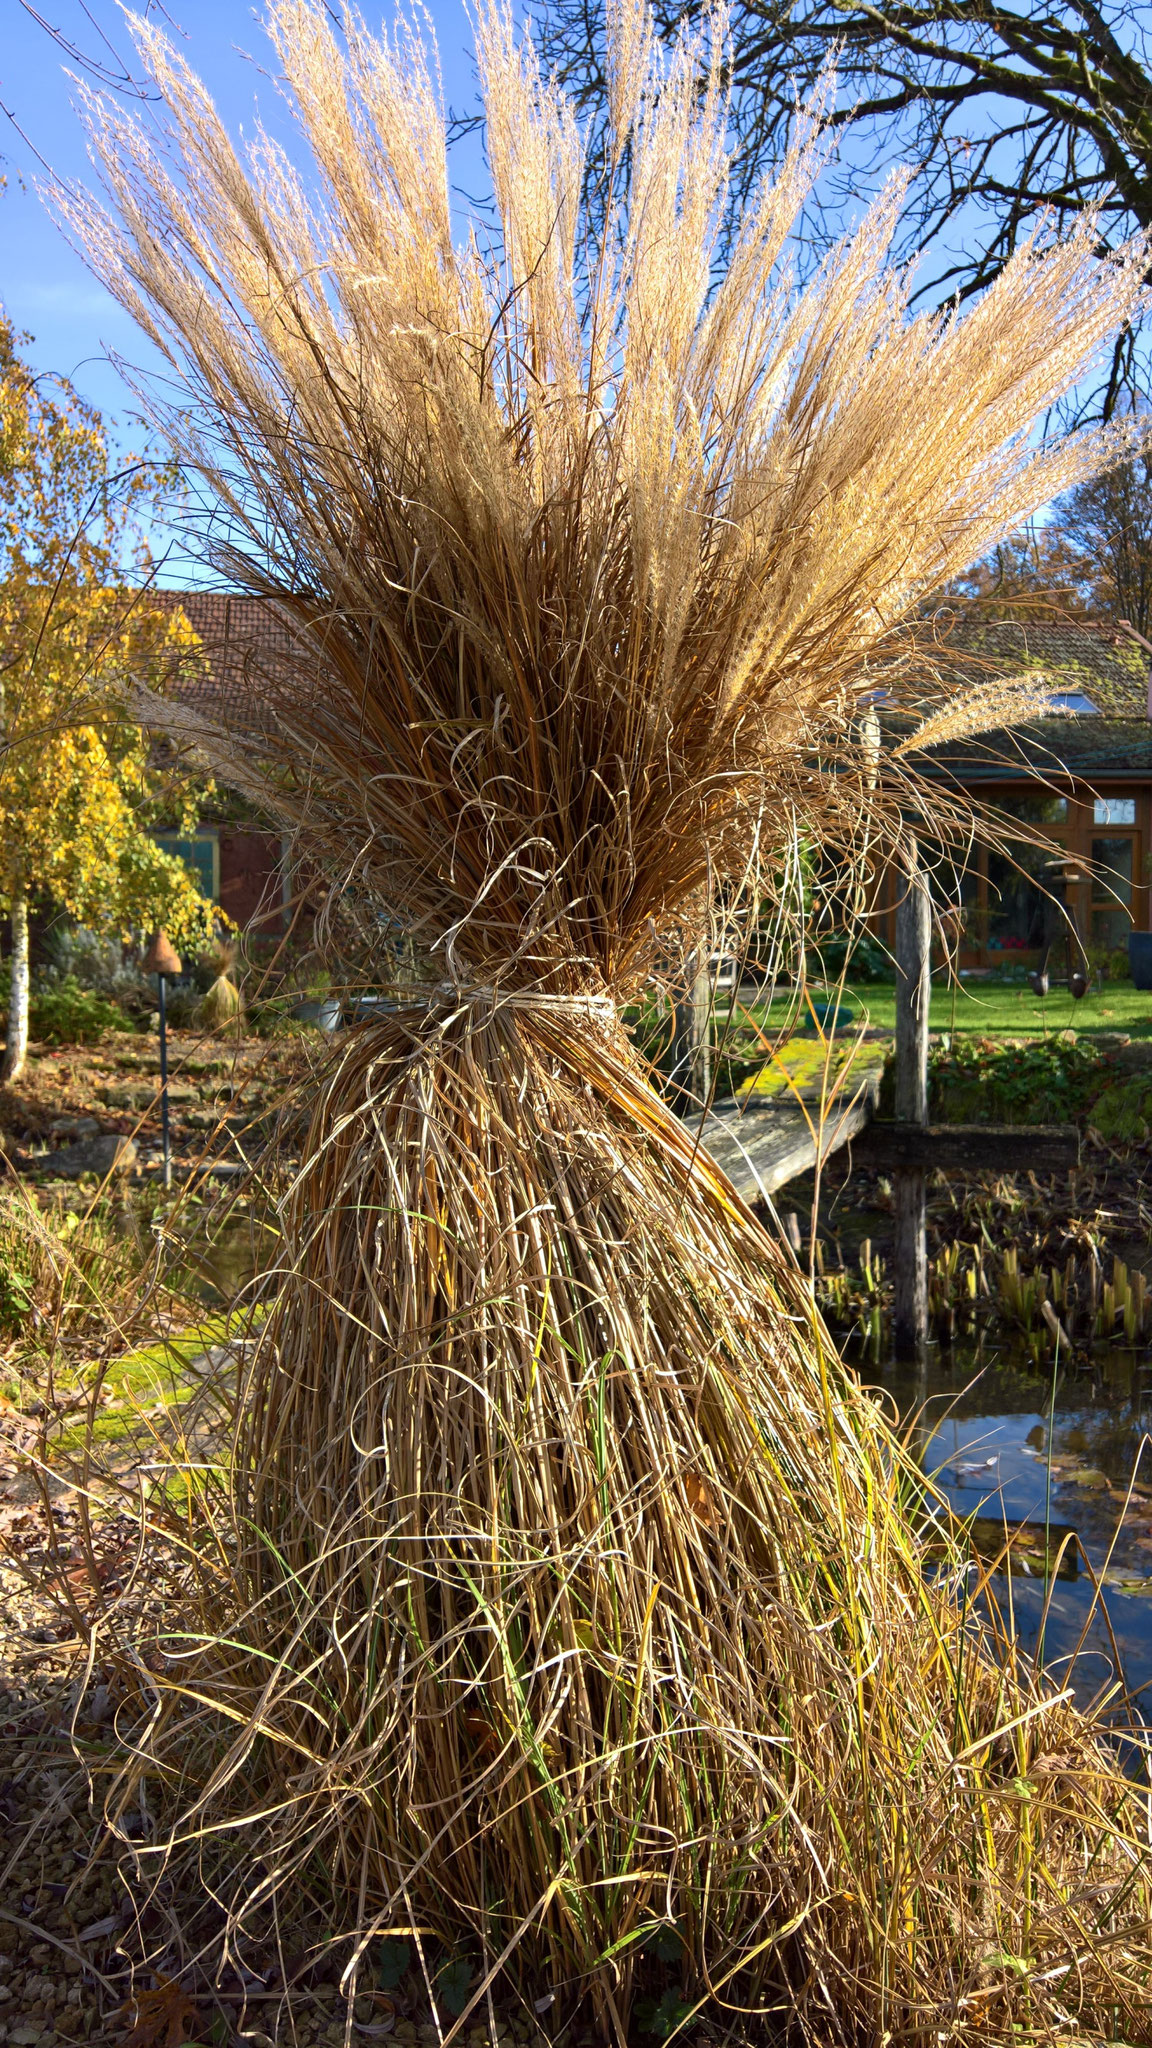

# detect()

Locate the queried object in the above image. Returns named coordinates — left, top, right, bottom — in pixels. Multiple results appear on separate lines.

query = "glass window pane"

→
left=990, top=795, right=1068, bottom=826
left=1046, top=692, right=1100, bottom=714
left=1094, top=796, right=1137, bottom=826
left=1090, top=836, right=1134, bottom=906
left=987, top=839, right=1061, bottom=952
left=1090, top=835, right=1135, bottom=949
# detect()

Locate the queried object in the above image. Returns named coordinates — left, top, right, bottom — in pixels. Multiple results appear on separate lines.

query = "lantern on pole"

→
left=142, top=929, right=182, bottom=1187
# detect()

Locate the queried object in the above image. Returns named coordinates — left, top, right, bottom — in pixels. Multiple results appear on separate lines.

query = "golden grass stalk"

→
left=892, top=676, right=1069, bottom=756
left=61, top=1, right=1152, bottom=2035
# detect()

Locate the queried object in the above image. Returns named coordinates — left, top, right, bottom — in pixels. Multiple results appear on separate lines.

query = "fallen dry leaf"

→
left=116, top=1974, right=203, bottom=2048
left=684, top=1471, right=718, bottom=1527
left=462, top=1709, right=500, bottom=1758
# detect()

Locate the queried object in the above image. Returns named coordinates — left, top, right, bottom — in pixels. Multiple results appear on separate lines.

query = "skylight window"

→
left=1044, top=690, right=1100, bottom=715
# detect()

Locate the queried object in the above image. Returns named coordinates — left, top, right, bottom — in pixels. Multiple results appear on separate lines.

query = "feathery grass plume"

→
left=892, top=676, right=1068, bottom=756
left=64, top=1, right=1152, bottom=2034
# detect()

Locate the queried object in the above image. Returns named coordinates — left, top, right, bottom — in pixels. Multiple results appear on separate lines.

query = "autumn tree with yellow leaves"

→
left=0, top=312, right=215, bottom=1081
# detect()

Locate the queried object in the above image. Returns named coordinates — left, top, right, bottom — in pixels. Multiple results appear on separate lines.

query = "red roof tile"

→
left=147, top=589, right=298, bottom=730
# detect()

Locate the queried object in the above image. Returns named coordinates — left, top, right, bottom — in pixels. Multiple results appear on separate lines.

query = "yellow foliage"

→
left=0, top=311, right=216, bottom=951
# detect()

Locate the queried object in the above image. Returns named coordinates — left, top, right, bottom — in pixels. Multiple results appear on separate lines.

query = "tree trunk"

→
left=1, top=895, right=29, bottom=1084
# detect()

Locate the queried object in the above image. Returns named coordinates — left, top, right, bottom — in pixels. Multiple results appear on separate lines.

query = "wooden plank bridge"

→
left=680, top=1067, right=1080, bottom=1212
left=678, top=1058, right=885, bottom=1208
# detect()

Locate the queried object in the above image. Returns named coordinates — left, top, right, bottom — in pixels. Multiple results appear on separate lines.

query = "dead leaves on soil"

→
left=116, top=1975, right=203, bottom=2048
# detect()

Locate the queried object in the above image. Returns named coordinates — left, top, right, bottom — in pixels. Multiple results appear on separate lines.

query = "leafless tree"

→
left=539, top=0, right=1152, bottom=415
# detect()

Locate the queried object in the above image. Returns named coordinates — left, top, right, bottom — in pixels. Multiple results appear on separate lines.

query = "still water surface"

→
left=876, top=1344, right=1152, bottom=1729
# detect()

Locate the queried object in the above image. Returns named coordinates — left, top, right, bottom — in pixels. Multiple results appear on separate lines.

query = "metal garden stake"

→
left=142, top=929, right=182, bottom=1188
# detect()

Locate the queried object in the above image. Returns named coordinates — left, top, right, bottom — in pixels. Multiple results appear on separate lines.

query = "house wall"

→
left=218, top=827, right=286, bottom=931
left=872, top=778, right=1152, bottom=972
left=154, top=824, right=286, bottom=934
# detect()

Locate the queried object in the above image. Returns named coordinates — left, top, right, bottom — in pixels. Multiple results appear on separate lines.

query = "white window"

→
left=1093, top=797, right=1136, bottom=826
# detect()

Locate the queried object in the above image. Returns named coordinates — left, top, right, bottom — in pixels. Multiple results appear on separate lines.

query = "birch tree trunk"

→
left=2, top=895, right=30, bottom=1084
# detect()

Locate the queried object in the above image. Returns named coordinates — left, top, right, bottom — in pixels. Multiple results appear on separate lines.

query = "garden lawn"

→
left=736, top=978, right=1152, bottom=1041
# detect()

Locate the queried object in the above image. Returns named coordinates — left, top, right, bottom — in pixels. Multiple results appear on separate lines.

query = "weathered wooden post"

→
left=671, top=949, right=712, bottom=1109
left=893, top=843, right=931, bottom=1360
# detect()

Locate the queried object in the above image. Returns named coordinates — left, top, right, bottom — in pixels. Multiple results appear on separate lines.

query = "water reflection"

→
left=870, top=1342, right=1152, bottom=1726
left=163, top=1201, right=280, bottom=1309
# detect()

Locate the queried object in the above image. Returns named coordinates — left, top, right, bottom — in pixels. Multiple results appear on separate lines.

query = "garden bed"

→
left=0, top=1032, right=311, bottom=1188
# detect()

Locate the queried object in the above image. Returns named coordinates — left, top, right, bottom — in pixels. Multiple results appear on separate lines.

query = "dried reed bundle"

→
left=196, top=971, right=243, bottom=1029
left=66, top=2, right=1152, bottom=2035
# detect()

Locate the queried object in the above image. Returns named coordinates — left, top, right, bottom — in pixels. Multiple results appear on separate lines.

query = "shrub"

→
left=1085, top=942, right=1132, bottom=984
left=1089, top=1075, right=1152, bottom=1141
left=33, top=977, right=136, bottom=1046
left=809, top=928, right=891, bottom=983
left=40, top=924, right=152, bottom=1007
left=927, top=1034, right=1107, bottom=1125
left=0, top=966, right=135, bottom=1048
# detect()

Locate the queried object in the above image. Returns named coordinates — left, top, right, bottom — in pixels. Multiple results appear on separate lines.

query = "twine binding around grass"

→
left=422, top=982, right=620, bottom=1025
left=65, top=0, right=1152, bottom=2036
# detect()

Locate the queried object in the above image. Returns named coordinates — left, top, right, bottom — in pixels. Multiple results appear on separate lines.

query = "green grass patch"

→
left=801, top=978, right=1152, bottom=1040
left=103, top=1314, right=240, bottom=1397
left=48, top=1312, right=256, bottom=1458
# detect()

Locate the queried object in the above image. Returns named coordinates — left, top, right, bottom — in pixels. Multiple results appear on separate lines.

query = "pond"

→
left=873, top=1341, right=1152, bottom=1734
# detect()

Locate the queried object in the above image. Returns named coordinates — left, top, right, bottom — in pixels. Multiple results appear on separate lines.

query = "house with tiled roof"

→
left=147, top=590, right=295, bottom=934
left=151, top=591, right=1152, bottom=980
left=876, top=617, right=1152, bottom=974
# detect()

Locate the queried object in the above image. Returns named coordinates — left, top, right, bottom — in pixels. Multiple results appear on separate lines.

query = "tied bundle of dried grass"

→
left=67, top=1, right=1152, bottom=2034
left=196, top=939, right=244, bottom=1030
left=196, top=971, right=242, bottom=1028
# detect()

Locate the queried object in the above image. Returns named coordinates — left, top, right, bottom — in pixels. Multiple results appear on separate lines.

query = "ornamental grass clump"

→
left=68, top=2, right=1152, bottom=2035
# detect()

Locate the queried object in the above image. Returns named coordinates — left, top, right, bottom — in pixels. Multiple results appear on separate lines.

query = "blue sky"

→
left=1, top=0, right=486, bottom=580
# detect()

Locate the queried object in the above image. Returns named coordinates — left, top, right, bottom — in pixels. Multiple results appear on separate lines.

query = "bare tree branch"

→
left=539, top=0, right=1152, bottom=416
